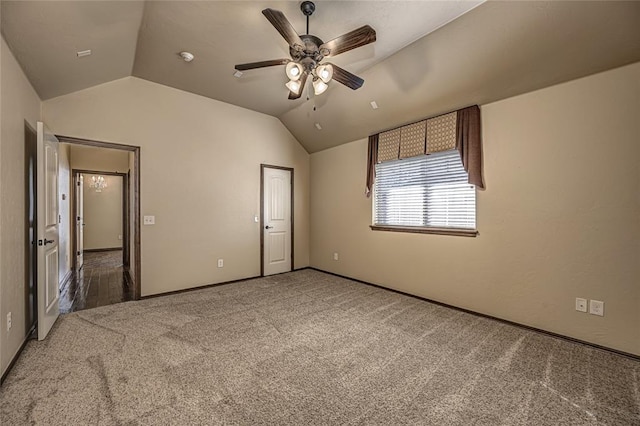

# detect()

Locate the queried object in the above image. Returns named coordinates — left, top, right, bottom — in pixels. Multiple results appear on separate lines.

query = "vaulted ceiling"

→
left=3, top=1, right=640, bottom=153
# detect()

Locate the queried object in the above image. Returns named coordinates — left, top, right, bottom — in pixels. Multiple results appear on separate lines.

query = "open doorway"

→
left=61, top=170, right=130, bottom=312
left=73, top=171, right=128, bottom=268
left=55, top=137, right=140, bottom=313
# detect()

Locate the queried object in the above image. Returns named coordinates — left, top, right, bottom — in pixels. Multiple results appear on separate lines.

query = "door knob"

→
left=40, top=238, right=55, bottom=246
left=265, top=225, right=273, bottom=229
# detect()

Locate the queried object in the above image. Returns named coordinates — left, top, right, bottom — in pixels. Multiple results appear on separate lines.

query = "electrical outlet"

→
left=217, top=259, right=224, bottom=268
left=589, top=300, right=604, bottom=316
left=6, top=312, right=11, bottom=331
left=333, top=252, right=339, bottom=261
left=143, top=215, right=155, bottom=225
left=575, top=298, right=587, bottom=312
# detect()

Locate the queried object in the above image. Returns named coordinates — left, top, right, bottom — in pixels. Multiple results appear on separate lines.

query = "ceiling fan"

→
left=235, top=1, right=376, bottom=100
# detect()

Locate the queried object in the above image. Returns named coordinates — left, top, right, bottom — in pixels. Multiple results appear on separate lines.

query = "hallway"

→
left=59, top=250, right=134, bottom=314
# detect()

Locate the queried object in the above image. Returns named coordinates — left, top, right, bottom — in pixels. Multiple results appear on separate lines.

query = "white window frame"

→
left=371, top=150, right=478, bottom=237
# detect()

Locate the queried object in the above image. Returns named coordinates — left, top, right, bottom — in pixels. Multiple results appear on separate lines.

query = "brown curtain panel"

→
left=456, top=105, right=485, bottom=189
left=365, top=133, right=379, bottom=197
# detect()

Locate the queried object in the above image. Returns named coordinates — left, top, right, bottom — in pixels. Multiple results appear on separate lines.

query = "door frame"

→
left=260, top=164, right=294, bottom=277
left=72, top=169, right=128, bottom=263
left=57, top=135, right=141, bottom=299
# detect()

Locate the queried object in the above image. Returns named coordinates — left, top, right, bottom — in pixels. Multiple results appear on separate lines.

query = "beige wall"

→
left=69, top=144, right=129, bottom=173
left=43, top=77, right=310, bottom=296
left=57, top=143, right=71, bottom=283
left=0, top=37, right=42, bottom=376
left=310, top=62, right=640, bottom=355
left=82, top=174, right=123, bottom=250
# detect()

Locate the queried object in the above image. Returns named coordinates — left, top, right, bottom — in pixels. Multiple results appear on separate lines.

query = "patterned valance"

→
left=366, top=105, right=484, bottom=197
left=377, top=128, right=401, bottom=162
left=377, top=111, right=459, bottom=163
left=399, top=120, right=427, bottom=158
left=426, top=112, right=456, bottom=154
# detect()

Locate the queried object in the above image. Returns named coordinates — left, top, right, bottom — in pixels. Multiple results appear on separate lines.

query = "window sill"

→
left=370, top=225, right=478, bottom=237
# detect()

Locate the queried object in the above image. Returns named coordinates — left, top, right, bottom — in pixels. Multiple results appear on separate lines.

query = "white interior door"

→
left=37, top=122, right=60, bottom=340
left=75, top=174, right=84, bottom=270
left=263, top=167, right=292, bottom=275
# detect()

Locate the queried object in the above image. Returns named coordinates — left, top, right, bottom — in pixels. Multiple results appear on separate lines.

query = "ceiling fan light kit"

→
left=235, top=1, right=376, bottom=101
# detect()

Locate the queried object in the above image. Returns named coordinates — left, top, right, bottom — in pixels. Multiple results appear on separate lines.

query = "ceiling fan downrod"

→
left=300, top=1, right=315, bottom=35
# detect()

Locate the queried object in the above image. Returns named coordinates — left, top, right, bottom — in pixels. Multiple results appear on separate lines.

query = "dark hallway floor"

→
left=59, top=250, right=134, bottom=314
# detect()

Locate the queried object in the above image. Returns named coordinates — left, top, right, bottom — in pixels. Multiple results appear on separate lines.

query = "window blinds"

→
left=374, top=150, right=476, bottom=229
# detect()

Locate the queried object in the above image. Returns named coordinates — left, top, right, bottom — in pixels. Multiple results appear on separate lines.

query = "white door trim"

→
left=260, top=164, right=294, bottom=276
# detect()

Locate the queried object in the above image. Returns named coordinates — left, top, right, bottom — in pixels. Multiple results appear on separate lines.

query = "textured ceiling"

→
left=2, top=1, right=640, bottom=153
left=132, top=1, right=482, bottom=118
left=1, top=1, right=144, bottom=99
left=282, top=0, right=640, bottom=152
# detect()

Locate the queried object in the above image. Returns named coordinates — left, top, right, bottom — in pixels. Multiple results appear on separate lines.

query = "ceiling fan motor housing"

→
left=290, top=34, right=326, bottom=71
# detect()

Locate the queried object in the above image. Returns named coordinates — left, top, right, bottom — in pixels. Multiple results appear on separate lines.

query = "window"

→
left=373, top=150, right=476, bottom=234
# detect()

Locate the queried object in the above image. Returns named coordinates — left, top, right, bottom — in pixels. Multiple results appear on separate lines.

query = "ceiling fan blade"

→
left=320, top=25, right=376, bottom=58
left=328, top=64, right=364, bottom=90
left=288, top=72, right=308, bottom=100
left=234, top=59, right=290, bottom=71
left=262, top=8, right=304, bottom=49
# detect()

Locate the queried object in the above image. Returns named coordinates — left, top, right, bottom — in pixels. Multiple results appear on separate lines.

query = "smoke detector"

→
left=179, top=51, right=195, bottom=62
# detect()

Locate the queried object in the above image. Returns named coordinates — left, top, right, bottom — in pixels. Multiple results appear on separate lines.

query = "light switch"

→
left=143, top=215, right=155, bottom=225
left=589, top=300, right=604, bottom=316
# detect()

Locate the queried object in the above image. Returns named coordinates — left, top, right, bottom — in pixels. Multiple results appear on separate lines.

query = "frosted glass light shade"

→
left=316, top=64, right=333, bottom=83
left=285, top=62, right=304, bottom=81
left=313, top=78, right=328, bottom=95
left=286, top=79, right=302, bottom=95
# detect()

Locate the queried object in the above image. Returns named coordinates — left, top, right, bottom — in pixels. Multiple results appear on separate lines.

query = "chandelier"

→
left=89, top=175, right=107, bottom=192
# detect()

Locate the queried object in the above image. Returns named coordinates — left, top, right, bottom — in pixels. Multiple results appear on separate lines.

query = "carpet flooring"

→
left=1, top=269, right=638, bottom=425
